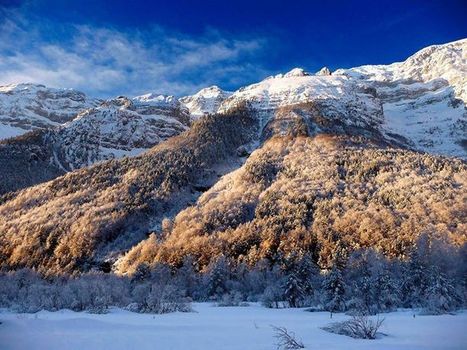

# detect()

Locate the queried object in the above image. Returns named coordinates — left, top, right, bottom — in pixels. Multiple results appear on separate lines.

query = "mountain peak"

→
left=200, top=85, right=223, bottom=92
left=316, top=67, right=332, bottom=76
left=191, top=85, right=228, bottom=98
left=0, top=83, right=46, bottom=93
left=180, top=86, right=232, bottom=118
left=284, top=67, right=310, bottom=77
left=132, top=93, right=177, bottom=107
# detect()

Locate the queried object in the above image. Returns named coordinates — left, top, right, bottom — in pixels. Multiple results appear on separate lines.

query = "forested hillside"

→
left=0, top=106, right=257, bottom=274
left=118, top=134, right=467, bottom=273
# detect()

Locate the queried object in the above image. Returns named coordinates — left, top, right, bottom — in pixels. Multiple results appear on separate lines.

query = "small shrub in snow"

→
left=124, top=303, right=141, bottom=313
left=132, top=283, right=192, bottom=314
left=271, top=325, right=305, bottom=349
left=322, top=315, right=384, bottom=339
left=216, top=292, right=249, bottom=307
left=87, top=304, right=109, bottom=314
left=87, top=296, right=111, bottom=314
left=261, top=285, right=284, bottom=309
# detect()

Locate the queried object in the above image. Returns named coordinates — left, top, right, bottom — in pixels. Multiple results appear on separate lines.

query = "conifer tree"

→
left=284, top=270, right=304, bottom=308
left=373, top=271, right=400, bottom=312
left=296, top=254, right=316, bottom=297
left=322, top=267, right=346, bottom=312
left=424, top=266, right=459, bottom=314
left=207, top=256, right=229, bottom=299
left=401, top=237, right=430, bottom=307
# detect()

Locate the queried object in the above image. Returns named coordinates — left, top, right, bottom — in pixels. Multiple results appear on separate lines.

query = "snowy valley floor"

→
left=0, top=303, right=466, bottom=350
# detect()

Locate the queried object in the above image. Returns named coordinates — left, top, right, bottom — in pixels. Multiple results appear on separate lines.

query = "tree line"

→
left=1, top=234, right=465, bottom=315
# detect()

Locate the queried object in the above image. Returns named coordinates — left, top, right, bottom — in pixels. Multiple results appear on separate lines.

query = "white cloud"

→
left=0, top=14, right=271, bottom=97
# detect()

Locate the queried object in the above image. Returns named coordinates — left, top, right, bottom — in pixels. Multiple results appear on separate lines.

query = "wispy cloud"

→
left=0, top=11, right=271, bottom=97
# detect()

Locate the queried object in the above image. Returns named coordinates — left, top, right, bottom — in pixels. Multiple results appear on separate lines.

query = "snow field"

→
left=0, top=303, right=465, bottom=350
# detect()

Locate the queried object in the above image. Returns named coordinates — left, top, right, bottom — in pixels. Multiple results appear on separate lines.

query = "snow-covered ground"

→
left=0, top=303, right=465, bottom=350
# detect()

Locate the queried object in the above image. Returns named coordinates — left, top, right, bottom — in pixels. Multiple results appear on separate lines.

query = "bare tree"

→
left=271, top=325, right=305, bottom=349
left=343, top=315, right=384, bottom=339
left=323, top=315, right=384, bottom=339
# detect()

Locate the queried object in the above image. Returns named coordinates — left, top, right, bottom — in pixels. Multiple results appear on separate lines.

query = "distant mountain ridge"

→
left=0, top=39, right=465, bottom=196
left=0, top=83, right=100, bottom=139
left=1, top=39, right=465, bottom=157
left=0, top=93, right=191, bottom=193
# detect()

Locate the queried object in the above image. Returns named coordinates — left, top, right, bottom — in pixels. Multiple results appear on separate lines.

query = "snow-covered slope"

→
left=52, top=95, right=191, bottom=170
left=336, top=38, right=466, bottom=158
left=0, top=83, right=99, bottom=139
left=180, top=86, right=232, bottom=118
left=339, top=39, right=467, bottom=102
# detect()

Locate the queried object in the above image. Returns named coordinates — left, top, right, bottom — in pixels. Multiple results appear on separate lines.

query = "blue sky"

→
left=0, top=0, right=465, bottom=97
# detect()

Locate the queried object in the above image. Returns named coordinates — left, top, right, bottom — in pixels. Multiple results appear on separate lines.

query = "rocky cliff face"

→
left=217, top=69, right=384, bottom=143
left=53, top=94, right=190, bottom=170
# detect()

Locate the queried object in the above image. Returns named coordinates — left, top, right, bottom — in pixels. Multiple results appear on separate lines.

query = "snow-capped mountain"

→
left=0, top=92, right=191, bottom=194
left=217, top=68, right=384, bottom=140
left=203, top=39, right=465, bottom=157
left=0, top=87, right=190, bottom=168
left=180, top=86, right=232, bottom=118
left=339, top=38, right=467, bottom=102
left=0, top=83, right=100, bottom=139
left=52, top=95, right=190, bottom=170
left=336, top=38, right=466, bottom=157
left=0, top=38, right=465, bottom=181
